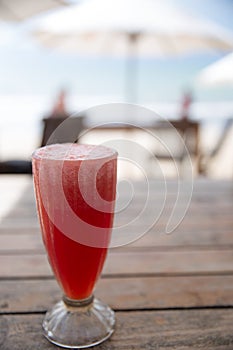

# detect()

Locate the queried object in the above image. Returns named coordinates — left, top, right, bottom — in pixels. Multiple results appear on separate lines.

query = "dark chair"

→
left=200, top=117, right=233, bottom=175
left=41, top=116, right=85, bottom=146
left=0, top=160, right=32, bottom=174
left=0, top=116, right=85, bottom=174
left=151, top=119, right=200, bottom=174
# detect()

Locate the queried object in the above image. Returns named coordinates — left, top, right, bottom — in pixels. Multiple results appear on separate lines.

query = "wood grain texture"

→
left=1, top=202, right=232, bottom=225
left=104, top=249, right=233, bottom=276
left=1, top=275, right=233, bottom=314
left=1, top=309, right=233, bottom=349
left=0, top=249, right=233, bottom=278
left=0, top=179, right=232, bottom=223
left=0, top=233, right=44, bottom=252
left=1, top=227, right=233, bottom=253
left=0, top=179, right=232, bottom=349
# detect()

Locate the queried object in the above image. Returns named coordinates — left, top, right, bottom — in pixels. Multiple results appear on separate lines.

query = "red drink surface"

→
left=32, top=144, right=117, bottom=300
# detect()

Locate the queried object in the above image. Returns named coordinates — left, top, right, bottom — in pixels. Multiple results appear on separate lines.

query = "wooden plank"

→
left=0, top=254, right=51, bottom=277
left=0, top=309, right=233, bottom=349
left=0, top=250, right=233, bottom=278
left=1, top=208, right=232, bottom=233
left=0, top=220, right=39, bottom=230
left=105, top=250, right=233, bottom=275
left=2, top=190, right=232, bottom=215
left=0, top=213, right=232, bottom=252
left=0, top=227, right=40, bottom=235
left=0, top=180, right=231, bottom=218
left=115, top=214, right=233, bottom=232
left=113, top=208, right=233, bottom=225
left=2, top=193, right=232, bottom=214
left=1, top=193, right=232, bottom=219
left=0, top=181, right=231, bottom=232
left=1, top=226, right=233, bottom=253
left=130, top=228, right=233, bottom=248
left=1, top=275, right=233, bottom=314
left=0, top=234, right=44, bottom=252
left=118, top=179, right=233, bottom=193
left=1, top=180, right=232, bottom=210
left=1, top=205, right=230, bottom=227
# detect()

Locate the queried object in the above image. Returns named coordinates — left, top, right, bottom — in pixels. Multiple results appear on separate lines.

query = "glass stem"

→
left=63, top=295, right=94, bottom=307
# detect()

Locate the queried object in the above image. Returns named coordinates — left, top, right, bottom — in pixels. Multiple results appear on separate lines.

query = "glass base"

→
left=42, top=295, right=115, bottom=349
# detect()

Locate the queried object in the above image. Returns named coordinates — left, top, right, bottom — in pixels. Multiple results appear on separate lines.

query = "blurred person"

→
left=180, top=89, right=193, bottom=120
left=49, top=88, right=69, bottom=118
left=41, top=88, right=85, bottom=147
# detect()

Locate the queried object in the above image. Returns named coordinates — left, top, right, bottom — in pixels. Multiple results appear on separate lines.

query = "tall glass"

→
left=32, top=143, right=117, bottom=348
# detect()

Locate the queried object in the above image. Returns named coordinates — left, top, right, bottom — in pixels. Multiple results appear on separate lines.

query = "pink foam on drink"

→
left=33, top=143, right=117, bottom=161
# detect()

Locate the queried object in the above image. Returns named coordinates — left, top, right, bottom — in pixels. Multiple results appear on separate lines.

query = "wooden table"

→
left=0, top=176, right=233, bottom=349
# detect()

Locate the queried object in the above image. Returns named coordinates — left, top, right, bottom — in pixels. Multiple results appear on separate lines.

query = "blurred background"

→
left=0, top=0, right=233, bottom=179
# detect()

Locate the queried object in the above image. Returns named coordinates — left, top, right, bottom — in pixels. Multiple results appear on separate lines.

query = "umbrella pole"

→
left=125, top=33, right=139, bottom=104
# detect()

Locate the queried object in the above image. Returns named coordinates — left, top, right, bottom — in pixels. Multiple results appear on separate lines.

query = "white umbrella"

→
left=196, top=52, right=233, bottom=87
left=0, top=0, right=68, bottom=22
left=34, top=0, right=233, bottom=55
left=33, top=0, right=233, bottom=101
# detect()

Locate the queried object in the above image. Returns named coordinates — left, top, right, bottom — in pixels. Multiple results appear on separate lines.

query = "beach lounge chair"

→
left=200, top=117, right=233, bottom=175
left=151, top=119, right=200, bottom=175
left=0, top=159, right=32, bottom=174
left=0, top=116, right=85, bottom=174
left=41, top=116, right=85, bottom=146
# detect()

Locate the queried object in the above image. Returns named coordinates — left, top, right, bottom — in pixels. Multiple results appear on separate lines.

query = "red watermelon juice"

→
left=32, top=143, right=117, bottom=300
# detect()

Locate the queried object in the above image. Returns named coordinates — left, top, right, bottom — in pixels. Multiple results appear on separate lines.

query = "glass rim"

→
left=32, top=143, right=118, bottom=162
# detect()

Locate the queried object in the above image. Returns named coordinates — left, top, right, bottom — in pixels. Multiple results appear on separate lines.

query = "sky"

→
left=0, top=0, right=233, bottom=105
